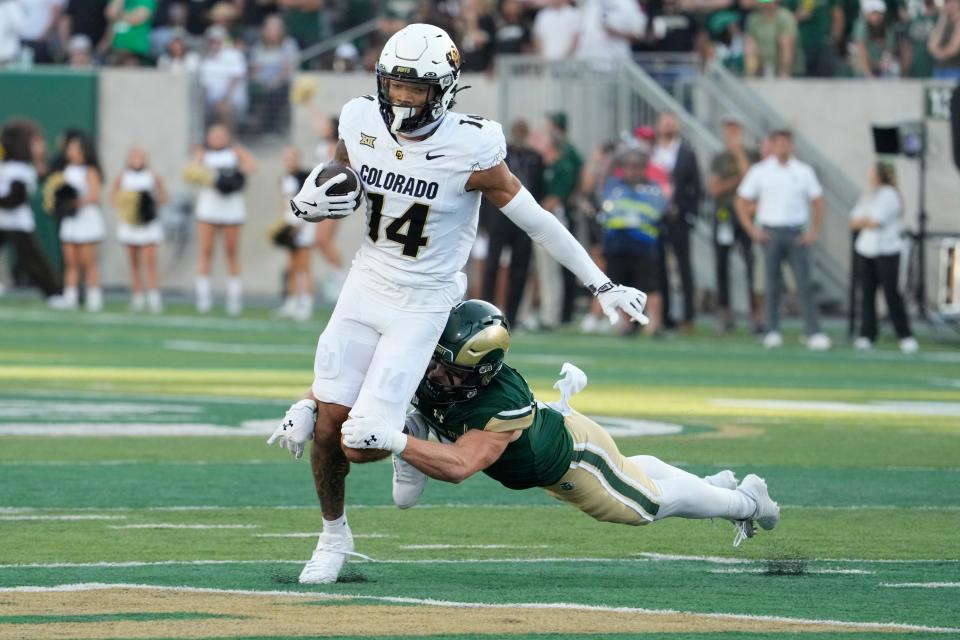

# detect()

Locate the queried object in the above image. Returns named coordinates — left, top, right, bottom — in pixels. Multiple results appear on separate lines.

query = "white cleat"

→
left=703, top=469, right=738, bottom=490
left=899, top=337, right=919, bottom=354
left=738, top=473, right=780, bottom=531
left=298, top=526, right=354, bottom=584
left=392, top=455, right=427, bottom=509
left=762, top=331, right=783, bottom=349
left=805, top=332, right=832, bottom=351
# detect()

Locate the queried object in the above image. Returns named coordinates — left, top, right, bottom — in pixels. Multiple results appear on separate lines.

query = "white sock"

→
left=147, top=289, right=162, bottom=313
left=62, top=286, right=78, bottom=305
left=295, top=294, right=313, bottom=320
left=226, top=278, right=242, bottom=315
left=652, top=475, right=756, bottom=521
left=86, top=287, right=103, bottom=312
left=131, top=292, right=145, bottom=311
left=322, top=514, right=348, bottom=533
left=195, top=277, right=212, bottom=312
left=629, top=455, right=699, bottom=481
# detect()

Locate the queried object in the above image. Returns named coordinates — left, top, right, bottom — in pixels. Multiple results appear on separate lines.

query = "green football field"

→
left=1, top=299, right=959, bottom=639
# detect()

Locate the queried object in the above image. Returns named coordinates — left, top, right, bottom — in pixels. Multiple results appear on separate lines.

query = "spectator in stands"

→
left=928, top=0, right=960, bottom=81
left=735, top=129, right=831, bottom=351
left=67, top=32, right=93, bottom=67
left=532, top=0, right=580, bottom=61
left=744, top=0, right=798, bottom=77
left=198, top=25, right=248, bottom=130
left=111, top=144, right=167, bottom=313
left=150, top=1, right=192, bottom=58
left=59, top=0, right=108, bottom=59
left=0, top=119, right=61, bottom=301
left=207, top=1, right=240, bottom=39
left=481, top=118, right=543, bottom=328
left=852, top=0, right=901, bottom=77
left=900, top=0, right=939, bottom=78
left=598, top=146, right=668, bottom=336
left=652, top=111, right=700, bottom=333
left=527, top=132, right=569, bottom=330
left=17, top=0, right=63, bottom=64
left=457, top=0, right=496, bottom=72
left=181, top=123, right=256, bottom=315
left=576, top=0, right=646, bottom=60
left=52, top=132, right=106, bottom=312
left=709, top=115, right=762, bottom=334
left=850, top=160, right=917, bottom=353
left=250, top=14, right=299, bottom=134
left=783, top=0, right=843, bottom=77
left=707, top=10, right=745, bottom=74
left=239, top=0, right=279, bottom=47
left=157, top=26, right=200, bottom=71
left=280, top=0, right=325, bottom=49
left=494, top=0, right=532, bottom=56
left=0, top=0, right=24, bottom=66
left=274, top=147, right=315, bottom=321
left=105, top=0, right=157, bottom=65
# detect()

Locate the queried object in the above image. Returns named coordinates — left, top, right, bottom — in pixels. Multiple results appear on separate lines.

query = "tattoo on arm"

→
left=334, top=140, right=350, bottom=165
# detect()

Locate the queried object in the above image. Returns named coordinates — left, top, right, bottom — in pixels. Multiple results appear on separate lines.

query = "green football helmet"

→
left=422, top=300, right=510, bottom=405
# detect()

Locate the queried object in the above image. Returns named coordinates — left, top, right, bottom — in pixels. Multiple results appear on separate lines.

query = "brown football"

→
left=315, top=163, right=360, bottom=196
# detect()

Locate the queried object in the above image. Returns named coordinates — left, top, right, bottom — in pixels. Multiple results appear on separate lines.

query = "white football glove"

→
left=266, top=399, right=317, bottom=459
left=594, top=282, right=650, bottom=325
left=289, top=163, right=364, bottom=222
left=341, top=417, right=408, bottom=455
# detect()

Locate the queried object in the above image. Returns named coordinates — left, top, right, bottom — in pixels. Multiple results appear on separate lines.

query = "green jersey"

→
left=412, top=365, right=573, bottom=490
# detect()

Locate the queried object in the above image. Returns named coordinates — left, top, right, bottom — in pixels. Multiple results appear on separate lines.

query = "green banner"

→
left=0, top=68, right=98, bottom=275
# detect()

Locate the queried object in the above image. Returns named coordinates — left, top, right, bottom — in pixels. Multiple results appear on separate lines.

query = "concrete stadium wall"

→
left=746, top=79, right=959, bottom=308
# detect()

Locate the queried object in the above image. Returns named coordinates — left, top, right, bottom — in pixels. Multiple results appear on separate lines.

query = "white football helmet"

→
left=376, top=23, right=462, bottom=135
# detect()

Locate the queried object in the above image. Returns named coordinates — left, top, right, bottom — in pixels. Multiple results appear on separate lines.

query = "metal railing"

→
left=298, top=19, right=380, bottom=66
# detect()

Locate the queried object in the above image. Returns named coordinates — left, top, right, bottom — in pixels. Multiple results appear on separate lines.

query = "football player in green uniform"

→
left=342, top=299, right=780, bottom=547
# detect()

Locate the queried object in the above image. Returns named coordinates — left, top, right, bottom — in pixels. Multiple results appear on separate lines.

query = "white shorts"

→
left=59, top=205, right=105, bottom=244
left=195, top=188, right=246, bottom=225
left=311, top=268, right=458, bottom=431
left=117, top=220, right=163, bottom=246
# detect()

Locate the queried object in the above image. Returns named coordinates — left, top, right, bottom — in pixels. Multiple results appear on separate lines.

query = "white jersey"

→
left=120, top=167, right=156, bottom=193
left=339, top=96, right=506, bottom=291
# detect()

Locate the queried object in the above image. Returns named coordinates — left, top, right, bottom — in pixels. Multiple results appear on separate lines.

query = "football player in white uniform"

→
left=268, top=23, right=650, bottom=585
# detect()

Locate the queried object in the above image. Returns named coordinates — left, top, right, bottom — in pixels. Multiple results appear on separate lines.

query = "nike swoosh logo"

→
left=303, top=201, right=318, bottom=207
left=425, top=152, right=445, bottom=160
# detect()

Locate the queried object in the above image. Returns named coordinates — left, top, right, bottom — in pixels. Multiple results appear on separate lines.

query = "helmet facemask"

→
left=422, top=353, right=501, bottom=406
left=376, top=69, right=457, bottom=135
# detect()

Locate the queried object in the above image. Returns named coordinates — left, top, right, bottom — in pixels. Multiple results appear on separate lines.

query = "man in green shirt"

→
left=782, top=0, right=843, bottom=76
left=342, top=299, right=780, bottom=547
left=106, top=0, right=156, bottom=64
left=745, top=0, right=799, bottom=77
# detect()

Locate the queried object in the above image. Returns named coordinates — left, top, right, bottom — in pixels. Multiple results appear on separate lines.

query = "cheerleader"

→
left=0, top=119, right=61, bottom=300
left=274, top=147, right=315, bottom=321
left=183, top=124, right=256, bottom=315
left=55, top=133, right=105, bottom=311
left=111, top=145, right=168, bottom=313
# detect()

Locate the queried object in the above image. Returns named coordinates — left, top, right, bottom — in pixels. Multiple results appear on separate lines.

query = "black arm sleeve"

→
left=0, top=181, right=28, bottom=209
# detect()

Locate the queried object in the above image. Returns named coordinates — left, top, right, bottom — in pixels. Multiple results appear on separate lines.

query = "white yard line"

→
left=107, top=524, right=260, bottom=530
left=881, top=582, right=960, bottom=588
left=163, top=340, right=312, bottom=355
left=709, top=568, right=875, bottom=575
left=632, top=552, right=960, bottom=564
left=710, top=398, right=960, bottom=417
left=399, top=544, right=551, bottom=550
left=0, top=583, right=956, bottom=634
left=0, top=514, right=128, bottom=521
left=253, top=532, right=391, bottom=539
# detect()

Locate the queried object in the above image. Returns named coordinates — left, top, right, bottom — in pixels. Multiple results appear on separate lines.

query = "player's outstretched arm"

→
left=468, top=163, right=648, bottom=325
left=341, top=418, right=513, bottom=484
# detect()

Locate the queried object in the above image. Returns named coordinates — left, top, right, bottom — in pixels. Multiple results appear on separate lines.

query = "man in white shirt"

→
left=16, top=0, right=63, bottom=63
left=576, top=0, right=647, bottom=60
left=735, top=129, right=831, bottom=350
left=533, top=0, right=581, bottom=61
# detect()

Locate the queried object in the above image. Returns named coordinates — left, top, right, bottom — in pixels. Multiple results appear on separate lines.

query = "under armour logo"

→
left=363, top=435, right=378, bottom=446
left=282, top=419, right=293, bottom=431
left=559, top=482, right=576, bottom=491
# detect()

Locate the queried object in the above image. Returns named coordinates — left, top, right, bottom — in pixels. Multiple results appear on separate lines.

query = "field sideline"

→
left=1, top=298, right=958, bottom=639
